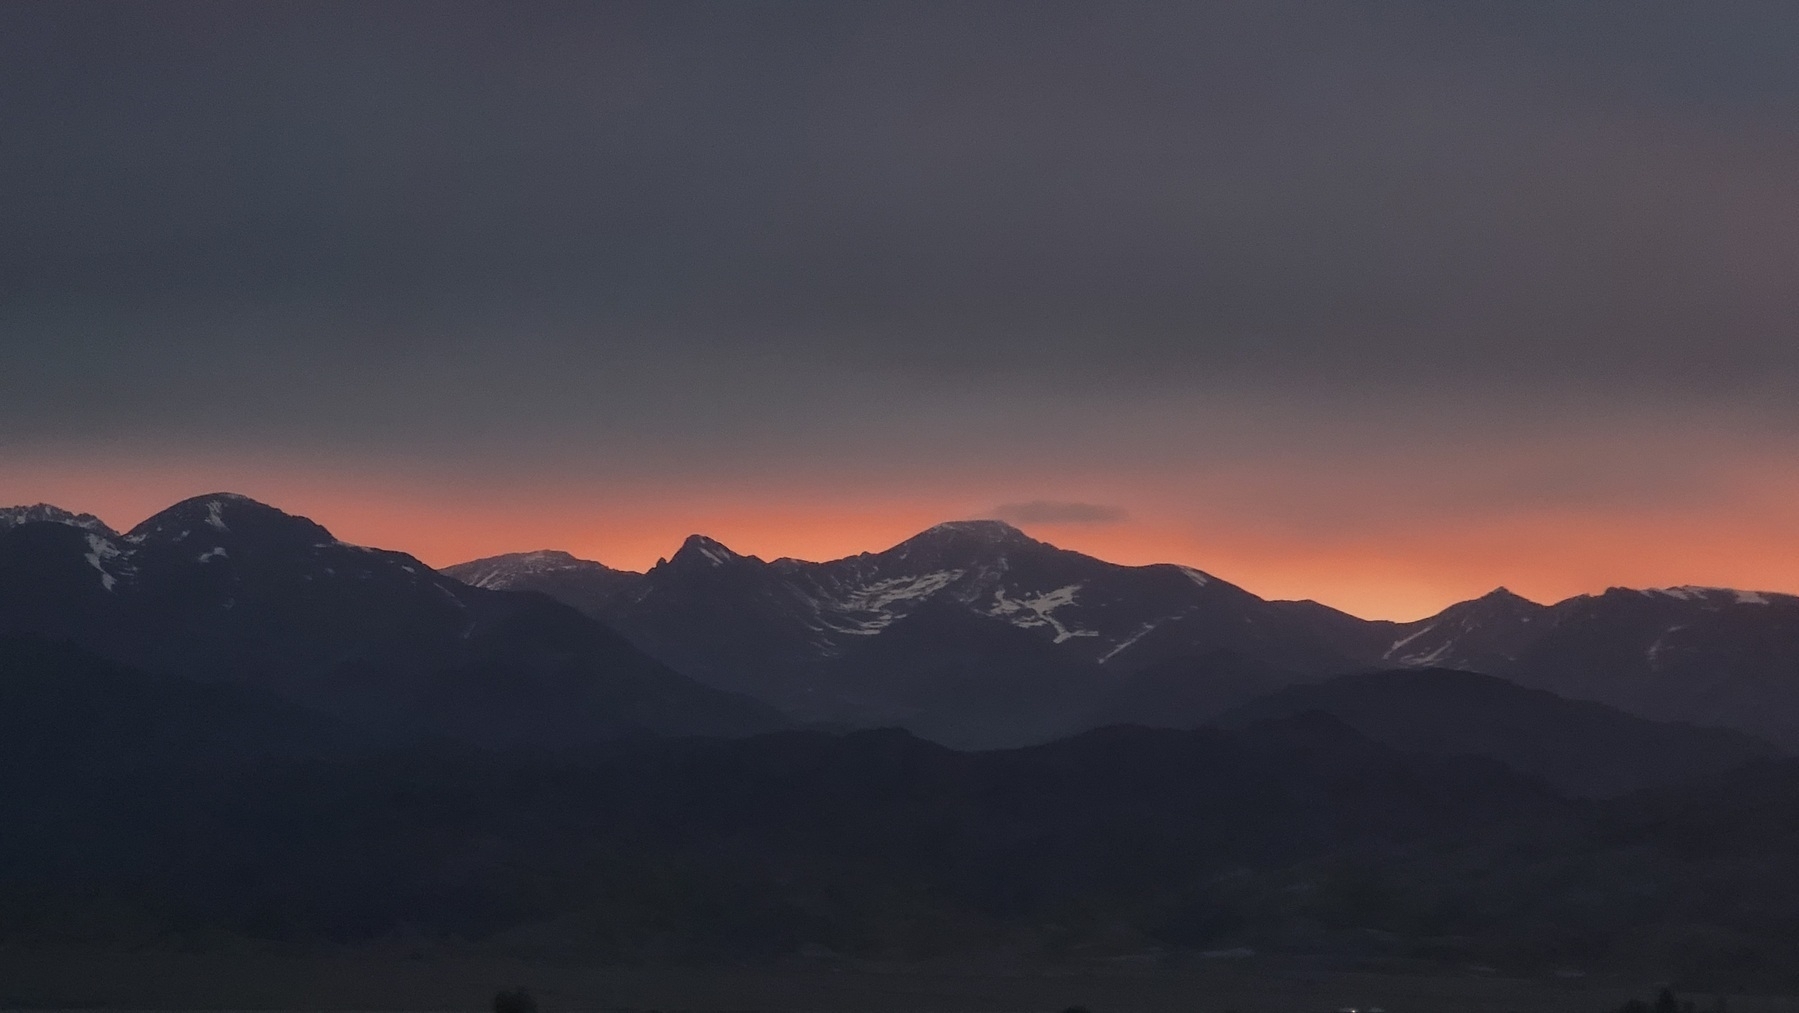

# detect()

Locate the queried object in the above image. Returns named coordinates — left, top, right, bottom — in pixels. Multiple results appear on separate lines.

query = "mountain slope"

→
left=0, top=712, right=1567, bottom=962
left=0, top=635, right=364, bottom=768
left=0, top=495, right=787, bottom=747
left=1497, top=586, right=1799, bottom=744
left=434, top=523, right=1799, bottom=749
left=1217, top=667, right=1778, bottom=797
left=1316, top=585, right=1799, bottom=746
left=15, top=653, right=1799, bottom=980
left=443, top=549, right=643, bottom=616
left=1376, top=587, right=1551, bottom=669
left=566, top=521, right=1356, bottom=746
left=0, top=504, right=116, bottom=536
left=1081, top=649, right=1304, bottom=732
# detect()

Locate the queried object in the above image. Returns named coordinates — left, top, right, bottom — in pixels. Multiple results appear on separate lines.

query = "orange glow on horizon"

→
left=7, top=453, right=1799, bottom=622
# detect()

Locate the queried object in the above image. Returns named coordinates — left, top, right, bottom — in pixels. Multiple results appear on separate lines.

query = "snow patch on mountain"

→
left=1099, top=621, right=1159, bottom=664
left=1385, top=623, right=1437, bottom=662
left=0, top=504, right=117, bottom=536
left=1402, top=640, right=1455, bottom=666
left=1647, top=625, right=1687, bottom=669
left=814, top=614, right=888, bottom=637
left=451, top=551, right=580, bottom=588
left=988, top=584, right=1099, bottom=644
left=668, top=535, right=741, bottom=568
left=84, top=534, right=125, bottom=592
left=1178, top=566, right=1211, bottom=587
left=800, top=570, right=968, bottom=639
left=1647, top=586, right=1780, bottom=607
left=842, top=570, right=964, bottom=613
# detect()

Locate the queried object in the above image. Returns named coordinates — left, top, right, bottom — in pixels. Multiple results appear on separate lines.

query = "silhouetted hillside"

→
left=0, top=704, right=1563, bottom=961
left=446, top=521, right=1799, bottom=751
left=0, top=496, right=787, bottom=746
left=1217, top=668, right=1777, bottom=797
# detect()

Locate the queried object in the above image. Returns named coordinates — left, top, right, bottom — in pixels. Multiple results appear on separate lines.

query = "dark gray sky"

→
left=6, top=2, right=1799, bottom=616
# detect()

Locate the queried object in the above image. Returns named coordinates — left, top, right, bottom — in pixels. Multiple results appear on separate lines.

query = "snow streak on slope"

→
left=0, top=504, right=116, bottom=536
left=808, top=570, right=968, bottom=637
left=1099, top=621, right=1159, bottom=664
left=84, top=534, right=126, bottom=591
left=988, top=584, right=1099, bottom=643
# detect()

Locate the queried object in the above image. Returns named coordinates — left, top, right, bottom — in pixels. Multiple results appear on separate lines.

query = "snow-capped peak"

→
left=884, top=519, right=1048, bottom=566
left=1645, top=585, right=1777, bottom=606
left=0, top=503, right=118, bottom=538
left=670, top=534, right=742, bottom=568
left=125, top=493, right=334, bottom=548
left=445, top=549, right=625, bottom=589
left=917, top=519, right=1033, bottom=542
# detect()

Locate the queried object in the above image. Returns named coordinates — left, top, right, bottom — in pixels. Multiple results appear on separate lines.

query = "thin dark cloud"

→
left=994, top=501, right=1129, bottom=526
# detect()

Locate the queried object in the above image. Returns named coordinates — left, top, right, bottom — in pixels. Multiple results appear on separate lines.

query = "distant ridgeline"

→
left=448, top=517, right=1799, bottom=749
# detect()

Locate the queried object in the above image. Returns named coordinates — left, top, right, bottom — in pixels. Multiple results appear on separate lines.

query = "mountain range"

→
left=448, top=521, right=1799, bottom=747
left=0, top=495, right=785, bottom=748
left=11, top=492, right=1799, bottom=980
left=10, top=492, right=1799, bottom=755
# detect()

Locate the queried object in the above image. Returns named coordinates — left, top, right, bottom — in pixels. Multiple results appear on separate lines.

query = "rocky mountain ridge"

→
left=449, top=523, right=1799, bottom=746
left=0, top=494, right=787, bottom=746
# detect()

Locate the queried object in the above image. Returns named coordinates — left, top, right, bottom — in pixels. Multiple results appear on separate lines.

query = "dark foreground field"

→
left=0, top=952, right=1786, bottom=1013
left=17, top=640, right=1799, bottom=1007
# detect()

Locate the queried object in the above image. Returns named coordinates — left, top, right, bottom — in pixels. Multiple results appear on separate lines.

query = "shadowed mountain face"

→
left=1501, top=588, right=1799, bottom=743
left=15, top=490, right=1799, bottom=753
left=0, top=495, right=786, bottom=747
left=1325, top=587, right=1553, bottom=671
left=0, top=680, right=1570, bottom=963
left=0, top=636, right=365, bottom=768
left=0, top=504, right=115, bottom=536
left=8, top=630, right=1799, bottom=982
left=1326, top=586, right=1799, bottom=746
left=1217, top=668, right=1778, bottom=798
left=447, top=549, right=642, bottom=617
left=454, top=522, right=1354, bottom=746
left=450, top=524, right=1799, bottom=749
left=11, top=497, right=1799, bottom=980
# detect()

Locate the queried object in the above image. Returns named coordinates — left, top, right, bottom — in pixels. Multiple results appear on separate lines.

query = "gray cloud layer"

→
left=4, top=2, right=1799, bottom=477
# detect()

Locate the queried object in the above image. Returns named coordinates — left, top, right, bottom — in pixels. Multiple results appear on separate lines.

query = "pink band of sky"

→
left=11, top=446, right=1797, bottom=622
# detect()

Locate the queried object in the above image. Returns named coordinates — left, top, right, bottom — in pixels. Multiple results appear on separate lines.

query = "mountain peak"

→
left=505, top=549, right=586, bottom=567
left=901, top=519, right=1044, bottom=552
left=668, top=534, right=742, bottom=568
left=1436, top=586, right=1547, bottom=616
left=443, top=549, right=611, bottom=587
left=882, top=519, right=1048, bottom=567
left=0, top=503, right=118, bottom=537
left=126, top=493, right=334, bottom=548
left=921, top=519, right=1031, bottom=541
left=1477, top=586, right=1539, bottom=606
